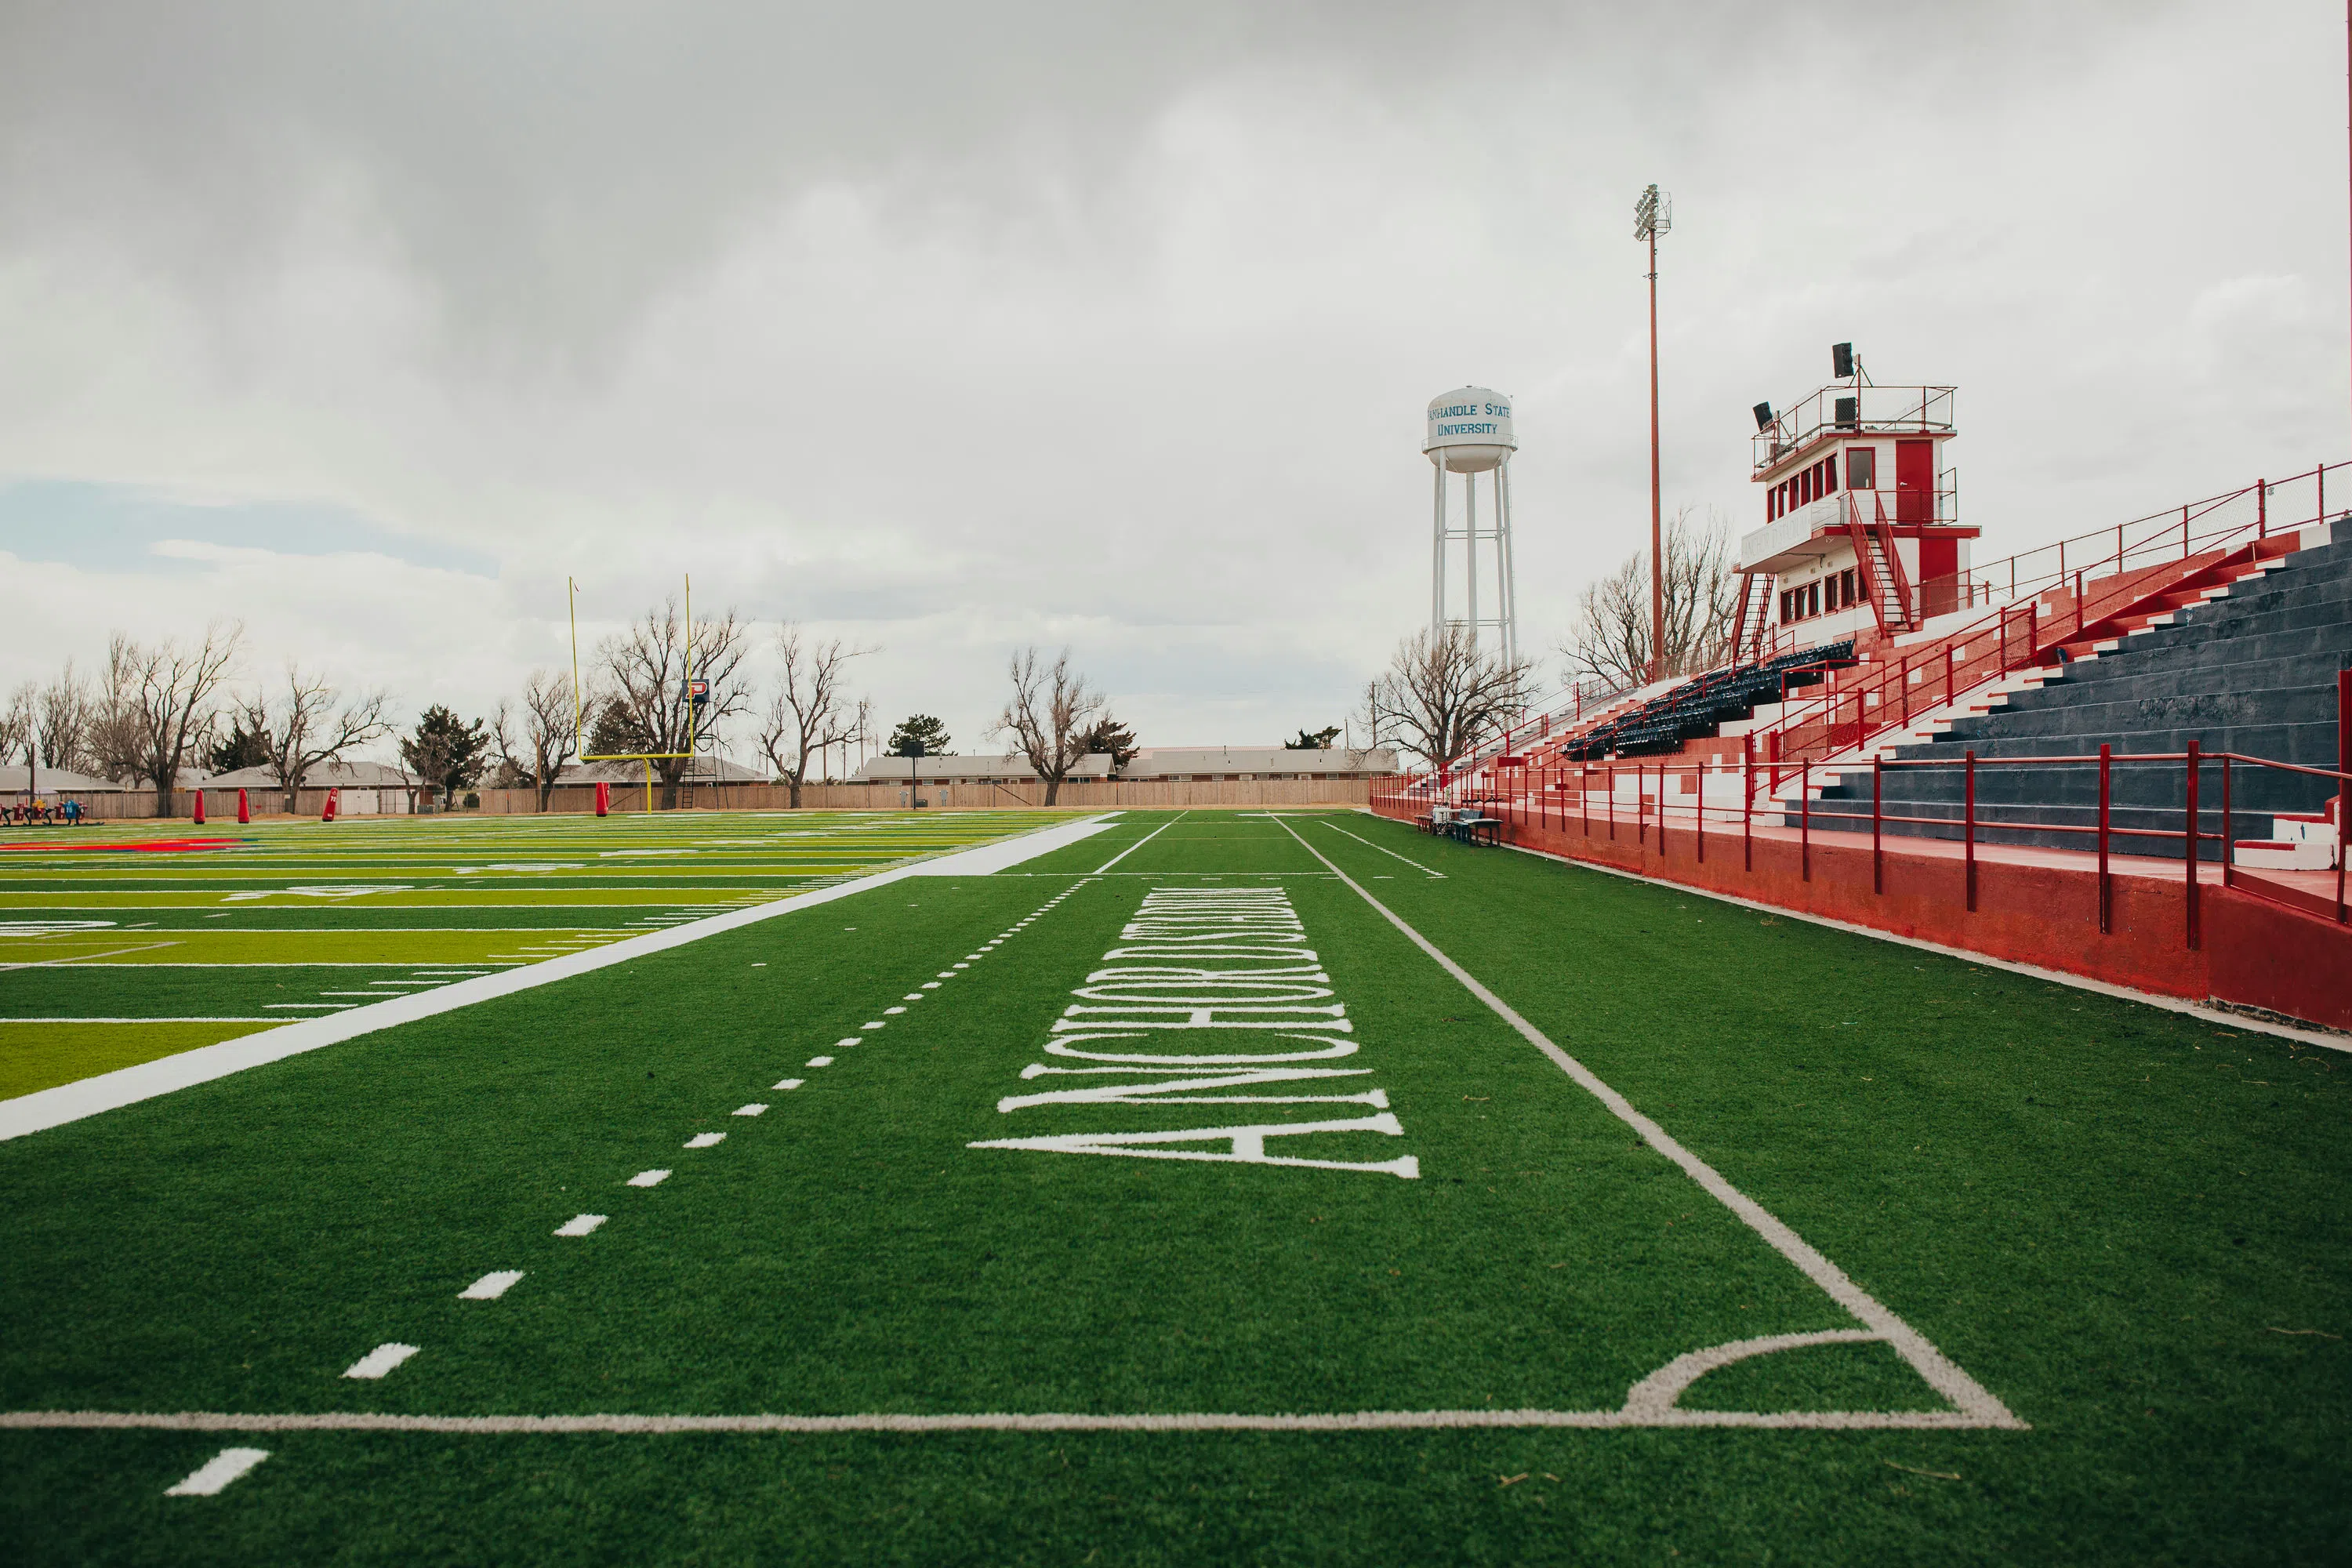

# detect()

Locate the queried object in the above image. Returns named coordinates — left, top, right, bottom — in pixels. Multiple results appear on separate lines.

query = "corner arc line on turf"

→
left=1269, top=815, right=2024, bottom=1432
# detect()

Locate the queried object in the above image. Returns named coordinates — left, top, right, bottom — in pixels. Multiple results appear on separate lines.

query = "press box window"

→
left=1846, top=448, right=1877, bottom=489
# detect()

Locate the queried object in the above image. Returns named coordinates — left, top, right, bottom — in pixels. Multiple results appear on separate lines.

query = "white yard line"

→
left=1090, top=812, right=1185, bottom=874
left=10, top=1407, right=2016, bottom=1435
left=1274, top=816, right=2022, bottom=1431
left=1316, top=820, right=1446, bottom=879
left=0, top=942, right=180, bottom=971
left=0, top=815, right=1120, bottom=1142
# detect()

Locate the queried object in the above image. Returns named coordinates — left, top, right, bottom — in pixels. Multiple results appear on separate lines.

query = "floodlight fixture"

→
left=1831, top=341, right=1855, bottom=379
left=1634, top=184, right=1671, bottom=241
left=1752, top=401, right=1774, bottom=432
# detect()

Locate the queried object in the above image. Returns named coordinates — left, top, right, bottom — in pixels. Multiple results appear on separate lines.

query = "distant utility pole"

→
left=1635, top=183, right=1671, bottom=683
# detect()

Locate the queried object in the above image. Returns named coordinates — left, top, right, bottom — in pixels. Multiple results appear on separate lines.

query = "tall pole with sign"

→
left=1635, top=184, right=1670, bottom=683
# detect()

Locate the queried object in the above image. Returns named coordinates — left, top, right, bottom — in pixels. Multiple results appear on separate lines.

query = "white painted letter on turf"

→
left=165, top=1447, right=270, bottom=1496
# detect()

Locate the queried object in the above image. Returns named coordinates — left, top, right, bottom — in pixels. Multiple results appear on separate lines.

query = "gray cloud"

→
left=0, top=0, right=2339, bottom=753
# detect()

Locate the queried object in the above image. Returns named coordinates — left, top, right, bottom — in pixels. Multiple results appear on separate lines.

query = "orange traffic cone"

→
left=595, top=780, right=610, bottom=817
left=237, top=789, right=250, bottom=824
left=322, top=789, right=338, bottom=823
left=192, top=790, right=205, bottom=826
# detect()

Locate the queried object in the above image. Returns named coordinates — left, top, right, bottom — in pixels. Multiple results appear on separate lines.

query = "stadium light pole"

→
left=1635, top=184, right=1671, bottom=684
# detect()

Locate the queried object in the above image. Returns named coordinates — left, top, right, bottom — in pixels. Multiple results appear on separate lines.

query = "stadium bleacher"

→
left=1562, top=641, right=1856, bottom=760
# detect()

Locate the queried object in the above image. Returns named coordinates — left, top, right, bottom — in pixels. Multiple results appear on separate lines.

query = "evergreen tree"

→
left=208, top=717, right=272, bottom=773
left=400, top=705, right=492, bottom=805
left=1283, top=725, right=1342, bottom=750
left=1076, top=716, right=1139, bottom=774
left=887, top=714, right=952, bottom=757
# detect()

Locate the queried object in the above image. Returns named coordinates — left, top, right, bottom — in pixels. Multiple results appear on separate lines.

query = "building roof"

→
left=855, top=752, right=1116, bottom=783
left=197, top=760, right=415, bottom=789
left=556, top=756, right=768, bottom=785
left=0, top=764, right=132, bottom=793
left=1120, top=747, right=1398, bottom=777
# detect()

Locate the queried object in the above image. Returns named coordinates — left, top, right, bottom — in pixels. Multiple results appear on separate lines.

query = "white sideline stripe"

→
left=772, top=1079, right=804, bottom=1091
left=732, top=1103, right=768, bottom=1116
left=13, top=1406, right=2015, bottom=1435
left=684, top=1132, right=725, bottom=1149
left=1500, top=839, right=2352, bottom=1054
left=459, top=1271, right=524, bottom=1301
left=902, top=818, right=1116, bottom=876
left=1275, top=816, right=2024, bottom=1430
left=341, top=1343, right=418, bottom=1380
left=626, top=1169, right=670, bottom=1187
left=164, top=1446, right=269, bottom=1495
left=1317, top=819, right=1445, bottom=879
left=0, top=815, right=1117, bottom=1141
left=554, top=1214, right=607, bottom=1237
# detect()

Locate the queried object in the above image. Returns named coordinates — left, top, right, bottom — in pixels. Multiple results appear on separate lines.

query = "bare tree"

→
left=92, top=626, right=243, bottom=814
left=495, top=670, right=581, bottom=812
left=993, top=645, right=1105, bottom=807
left=36, top=662, right=96, bottom=773
left=1359, top=623, right=1534, bottom=775
left=242, top=667, right=393, bottom=812
left=1558, top=506, right=1738, bottom=690
left=596, top=596, right=753, bottom=808
left=0, top=683, right=32, bottom=771
left=759, top=624, right=876, bottom=808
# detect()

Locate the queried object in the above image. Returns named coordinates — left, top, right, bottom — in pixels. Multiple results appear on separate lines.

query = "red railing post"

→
left=1871, top=755, right=1883, bottom=894
left=1581, top=764, right=1591, bottom=837
left=2074, top=569, right=2085, bottom=637
left=2097, top=744, right=2112, bottom=935
left=2181, top=503, right=2190, bottom=560
left=1695, top=763, right=1705, bottom=864
left=1743, top=735, right=1754, bottom=872
left=1607, top=764, right=1616, bottom=841
left=2257, top=477, right=2267, bottom=540
left=1900, top=658, right=1910, bottom=726
left=1964, top=750, right=1977, bottom=913
left=1799, top=760, right=1810, bottom=883
left=2184, top=738, right=2201, bottom=950
left=1945, top=642, right=1956, bottom=707
left=2338, top=668, right=2349, bottom=924
left=2221, top=754, right=2233, bottom=889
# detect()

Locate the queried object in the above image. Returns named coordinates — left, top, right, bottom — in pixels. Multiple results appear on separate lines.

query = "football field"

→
left=2, top=808, right=2346, bottom=1563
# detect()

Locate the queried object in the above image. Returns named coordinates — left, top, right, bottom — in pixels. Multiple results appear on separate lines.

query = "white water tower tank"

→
left=1424, top=387, right=1516, bottom=472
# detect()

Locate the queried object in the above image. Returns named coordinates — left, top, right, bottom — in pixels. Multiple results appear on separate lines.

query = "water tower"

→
left=1425, top=387, right=1519, bottom=664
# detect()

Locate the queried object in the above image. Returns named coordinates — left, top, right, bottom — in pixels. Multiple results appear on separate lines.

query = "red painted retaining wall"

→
left=1374, top=802, right=2352, bottom=1034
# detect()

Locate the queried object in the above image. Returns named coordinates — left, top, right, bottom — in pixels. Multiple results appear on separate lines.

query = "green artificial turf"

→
left=0, top=810, right=2345, bottom=1563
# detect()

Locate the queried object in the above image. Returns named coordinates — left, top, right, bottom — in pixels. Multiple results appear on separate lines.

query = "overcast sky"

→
left=1, top=1, right=2344, bottom=763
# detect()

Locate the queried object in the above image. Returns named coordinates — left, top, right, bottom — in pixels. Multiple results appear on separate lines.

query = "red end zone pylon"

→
left=321, top=789, right=338, bottom=822
left=237, top=789, right=250, bottom=824
left=594, top=780, right=611, bottom=817
left=192, top=790, right=205, bottom=826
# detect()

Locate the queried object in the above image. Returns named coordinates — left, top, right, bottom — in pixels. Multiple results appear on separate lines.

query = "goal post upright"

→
left=567, top=572, right=706, bottom=813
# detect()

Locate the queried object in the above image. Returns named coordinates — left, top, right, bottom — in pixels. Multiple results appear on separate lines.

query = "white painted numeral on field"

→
left=626, top=1169, right=670, bottom=1187
left=459, top=1271, right=524, bottom=1300
left=684, top=1132, right=726, bottom=1149
left=342, top=1343, right=419, bottom=1380
left=165, top=1446, right=269, bottom=1496
left=554, top=1214, right=608, bottom=1237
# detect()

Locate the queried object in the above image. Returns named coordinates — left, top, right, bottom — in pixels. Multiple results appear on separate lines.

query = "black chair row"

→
left=1559, top=642, right=1855, bottom=762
